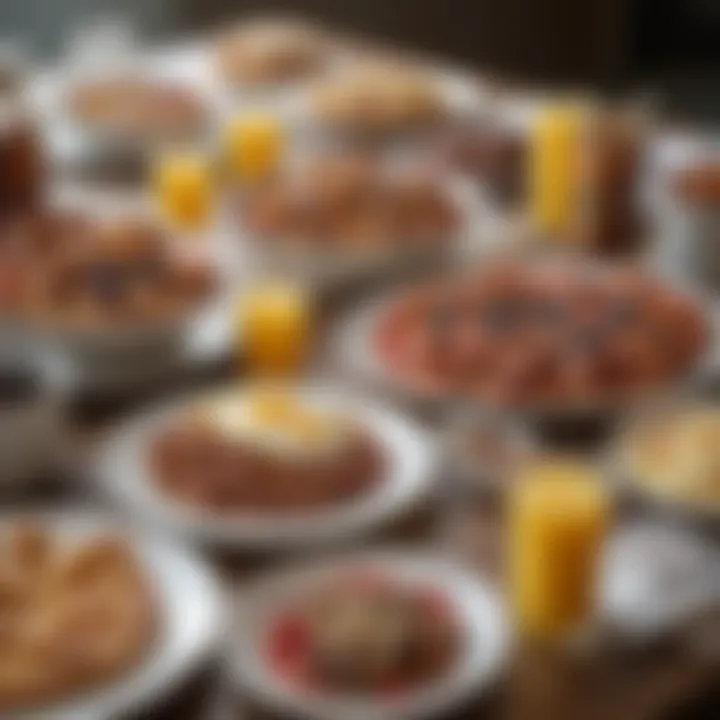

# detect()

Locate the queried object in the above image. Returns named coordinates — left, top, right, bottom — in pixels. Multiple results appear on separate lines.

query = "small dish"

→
left=30, top=43, right=218, bottom=174
left=231, top=550, right=509, bottom=720
left=609, top=396, right=720, bottom=522
left=93, top=384, right=438, bottom=549
left=601, top=522, right=720, bottom=638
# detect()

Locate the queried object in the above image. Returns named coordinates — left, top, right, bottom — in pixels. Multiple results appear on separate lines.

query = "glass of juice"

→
left=528, top=101, right=587, bottom=243
left=225, top=112, right=283, bottom=184
left=509, top=457, right=610, bottom=642
left=153, top=149, right=215, bottom=231
left=239, top=281, right=312, bottom=377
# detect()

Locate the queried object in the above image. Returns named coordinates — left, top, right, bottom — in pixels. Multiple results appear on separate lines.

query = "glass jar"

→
left=0, top=100, right=46, bottom=220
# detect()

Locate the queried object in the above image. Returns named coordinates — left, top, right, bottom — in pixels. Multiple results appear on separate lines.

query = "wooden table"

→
left=61, top=290, right=719, bottom=720
left=36, top=31, right=720, bottom=716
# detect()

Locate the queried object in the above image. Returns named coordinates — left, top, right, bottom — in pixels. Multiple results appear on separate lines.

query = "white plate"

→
left=0, top=508, right=225, bottom=720
left=601, top=522, right=720, bottom=639
left=231, top=550, right=509, bottom=720
left=93, top=384, right=439, bottom=549
left=29, top=42, right=222, bottom=172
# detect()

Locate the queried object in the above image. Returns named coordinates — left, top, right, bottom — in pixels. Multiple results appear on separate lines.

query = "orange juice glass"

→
left=153, top=150, right=214, bottom=230
left=239, top=281, right=311, bottom=376
left=529, top=103, right=586, bottom=241
left=509, top=458, right=610, bottom=640
left=225, top=113, right=283, bottom=183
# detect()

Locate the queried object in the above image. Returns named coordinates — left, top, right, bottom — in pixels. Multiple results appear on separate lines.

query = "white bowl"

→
left=0, top=508, right=225, bottom=720
left=231, top=550, right=510, bottom=720
left=29, top=46, right=220, bottom=172
left=93, top=384, right=439, bottom=549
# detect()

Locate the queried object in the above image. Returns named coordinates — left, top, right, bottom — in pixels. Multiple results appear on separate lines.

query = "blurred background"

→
left=3, top=0, right=719, bottom=121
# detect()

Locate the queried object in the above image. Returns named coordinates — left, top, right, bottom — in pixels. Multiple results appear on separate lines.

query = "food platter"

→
left=231, top=550, right=509, bottom=720
left=93, top=385, right=439, bottom=548
left=0, top=509, right=224, bottom=720
left=337, top=259, right=718, bottom=423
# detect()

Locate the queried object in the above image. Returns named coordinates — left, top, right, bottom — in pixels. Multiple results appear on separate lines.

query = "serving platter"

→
left=336, top=261, right=720, bottom=425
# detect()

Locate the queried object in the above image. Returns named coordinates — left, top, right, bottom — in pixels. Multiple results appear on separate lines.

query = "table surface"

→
left=60, top=288, right=720, bottom=720
left=27, top=29, right=720, bottom=720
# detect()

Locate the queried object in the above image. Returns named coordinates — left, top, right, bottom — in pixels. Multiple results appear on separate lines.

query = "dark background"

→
left=1, top=0, right=719, bottom=122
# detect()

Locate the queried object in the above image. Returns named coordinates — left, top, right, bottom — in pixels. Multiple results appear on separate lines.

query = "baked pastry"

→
left=312, top=64, right=445, bottom=134
left=0, top=212, right=215, bottom=329
left=625, top=406, right=720, bottom=506
left=150, top=388, right=385, bottom=512
left=240, top=154, right=458, bottom=251
left=68, top=77, right=207, bottom=142
left=0, top=522, right=155, bottom=710
left=214, top=21, right=324, bottom=87
left=266, top=570, right=458, bottom=694
left=374, top=262, right=707, bottom=408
